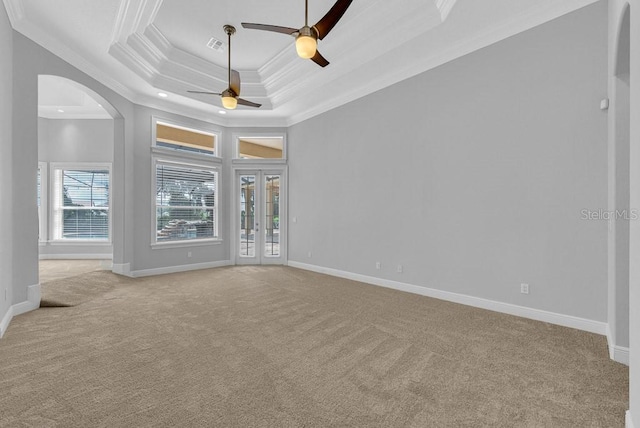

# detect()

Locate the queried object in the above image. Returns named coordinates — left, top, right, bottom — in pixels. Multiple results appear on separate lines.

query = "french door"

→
left=235, top=169, right=286, bottom=265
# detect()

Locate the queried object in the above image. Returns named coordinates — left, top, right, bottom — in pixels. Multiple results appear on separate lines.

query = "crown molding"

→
left=2, top=0, right=24, bottom=26
left=108, top=41, right=156, bottom=81
left=285, top=0, right=603, bottom=126
left=110, top=0, right=163, bottom=44
left=10, top=14, right=137, bottom=103
left=437, top=0, right=458, bottom=21
left=38, top=111, right=113, bottom=120
left=144, top=23, right=172, bottom=53
left=110, top=21, right=267, bottom=106
left=6, top=0, right=603, bottom=129
left=262, top=0, right=443, bottom=109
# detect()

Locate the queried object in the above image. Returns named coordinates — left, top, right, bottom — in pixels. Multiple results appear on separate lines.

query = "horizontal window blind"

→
left=155, top=163, right=217, bottom=242
left=52, top=168, right=110, bottom=240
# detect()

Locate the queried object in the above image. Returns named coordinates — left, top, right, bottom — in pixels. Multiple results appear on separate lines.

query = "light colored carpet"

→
left=39, top=259, right=111, bottom=284
left=0, top=266, right=629, bottom=427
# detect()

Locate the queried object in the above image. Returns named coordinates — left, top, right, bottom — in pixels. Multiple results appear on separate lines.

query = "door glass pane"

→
left=264, top=175, right=280, bottom=257
left=240, top=175, right=255, bottom=257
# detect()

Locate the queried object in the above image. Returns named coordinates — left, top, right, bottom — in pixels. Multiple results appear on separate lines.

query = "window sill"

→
left=232, top=158, right=287, bottom=166
left=48, top=240, right=112, bottom=246
left=151, top=238, right=222, bottom=250
left=151, top=146, right=222, bottom=164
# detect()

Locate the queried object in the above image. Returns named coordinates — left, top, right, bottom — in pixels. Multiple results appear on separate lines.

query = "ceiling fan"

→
left=242, top=0, right=353, bottom=67
left=187, top=25, right=261, bottom=110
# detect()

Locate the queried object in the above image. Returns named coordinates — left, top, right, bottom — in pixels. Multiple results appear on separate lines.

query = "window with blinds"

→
left=155, top=162, right=217, bottom=243
left=52, top=166, right=110, bottom=241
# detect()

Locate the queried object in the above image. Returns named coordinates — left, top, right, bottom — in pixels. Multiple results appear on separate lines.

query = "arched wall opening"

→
left=37, top=75, right=125, bottom=282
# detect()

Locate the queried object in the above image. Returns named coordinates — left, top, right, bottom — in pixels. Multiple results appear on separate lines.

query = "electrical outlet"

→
left=375, top=262, right=381, bottom=270
left=187, top=251, right=192, bottom=258
left=520, top=283, right=529, bottom=294
left=397, top=264, right=403, bottom=273
left=308, top=251, right=312, bottom=258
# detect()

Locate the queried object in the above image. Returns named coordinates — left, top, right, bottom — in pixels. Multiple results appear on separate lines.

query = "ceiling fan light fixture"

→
left=221, top=95, right=237, bottom=110
left=187, top=25, right=261, bottom=110
left=295, top=27, right=317, bottom=59
left=296, top=34, right=317, bottom=59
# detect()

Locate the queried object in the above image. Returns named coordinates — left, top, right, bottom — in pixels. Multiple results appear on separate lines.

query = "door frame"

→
left=231, top=166, right=287, bottom=265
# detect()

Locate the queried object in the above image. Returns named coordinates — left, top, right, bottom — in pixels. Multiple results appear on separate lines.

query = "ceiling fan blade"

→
left=237, top=98, right=262, bottom=108
left=310, top=50, right=330, bottom=67
left=187, top=90, right=222, bottom=95
left=314, top=0, right=353, bottom=40
left=230, top=70, right=241, bottom=96
left=241, top=23, right=298, bottom=36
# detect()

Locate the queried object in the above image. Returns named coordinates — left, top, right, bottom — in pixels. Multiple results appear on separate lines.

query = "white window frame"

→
left=152, top=116, right=222, bottom=159
left=50, top=162, right=112, bottom=244
left=37, top=162, right=48, bottom=244
left=151, top=155, right=222, bottom=249
left=232, top=132, right=287, bottom=165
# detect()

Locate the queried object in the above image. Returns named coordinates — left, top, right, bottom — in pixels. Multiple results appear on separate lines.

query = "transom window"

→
left=236, top=136, right=285, bottom=159
left=155, top=121, right=218, bottom=156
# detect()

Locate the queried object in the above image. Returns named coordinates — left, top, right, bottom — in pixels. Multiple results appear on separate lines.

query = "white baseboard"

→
left=39, top=254, right=113, bottom=260
left=112, top=262, right=131, bottom=277
left=0, top=283, right=41, bottom=338
left=288, top=261, right=608, bottom=336
left=13, top=284, right=41, bottom=316
left=611, top=345, right=630, bottom=366
left=628, top=411, right=635, bottom=428
left=130, top=260, right=232, bottom=278
left=605, top=325, right=630, bottom=366
left=0, top=306, right=12, bottom=338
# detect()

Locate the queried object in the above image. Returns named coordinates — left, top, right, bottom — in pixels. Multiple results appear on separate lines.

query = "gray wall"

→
left=131, top=106, right=229, bottom=272
left=10, top=30, right=287, bottom=286
left=38, top=118, right=114, bottom=162
left=607, top=1, right=632, bottom=356
left=0, top=4, right=14, bottom=326
left=12, top=31, right=135, bottom=303
left=612, top=0, right=640, bottom=422
left=288, top=2, right=609, bottom=322
left=130, top=107, right=287, bottom=272
left=38, top=118, right=114, bottom=257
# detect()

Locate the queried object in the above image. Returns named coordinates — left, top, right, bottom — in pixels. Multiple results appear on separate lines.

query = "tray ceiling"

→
left=4, top=0, right=600, bottom=126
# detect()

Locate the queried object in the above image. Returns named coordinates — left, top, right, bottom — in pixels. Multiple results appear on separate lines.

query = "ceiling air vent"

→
left=207, top=37, right=225, bottom=52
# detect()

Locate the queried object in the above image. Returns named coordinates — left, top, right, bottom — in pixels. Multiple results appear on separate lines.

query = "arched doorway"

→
left=37, top=75, right=121, bottom=284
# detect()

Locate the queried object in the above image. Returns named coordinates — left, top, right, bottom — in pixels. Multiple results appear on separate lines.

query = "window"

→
left=155, top=121, right=218, bottom=157
left=234, top=135, right=286, bottom=160
left=155, top=161, right=218, bottom=243
left=51, top=164, right=111, bottom=241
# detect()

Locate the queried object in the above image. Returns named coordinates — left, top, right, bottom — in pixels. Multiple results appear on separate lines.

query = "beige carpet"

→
left=0, top=266, right=628, bottom=427
left=38, top=259, right=111, bottom=284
